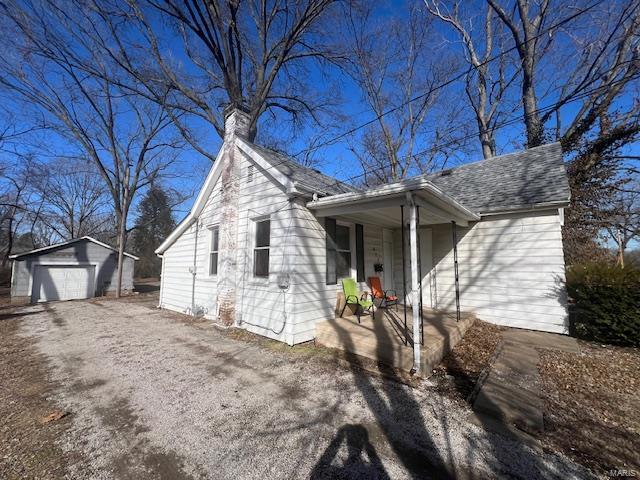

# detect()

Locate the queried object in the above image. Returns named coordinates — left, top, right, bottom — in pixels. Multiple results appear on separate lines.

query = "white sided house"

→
left=157, top=108, right=571, bottom=370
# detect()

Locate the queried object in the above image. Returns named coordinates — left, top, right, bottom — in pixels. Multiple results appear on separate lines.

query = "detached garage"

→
left=9, top=236, right=138, bottom=305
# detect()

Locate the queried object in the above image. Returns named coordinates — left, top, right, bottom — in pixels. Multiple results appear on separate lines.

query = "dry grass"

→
left=220, top=324, right=423, bottom=385
left=0, top=307, right=83, bottom=479
left=538, top=342, right=640, bottom=475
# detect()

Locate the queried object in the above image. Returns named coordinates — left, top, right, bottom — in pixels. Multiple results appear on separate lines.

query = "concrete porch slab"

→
left=315, top=307, right=475, bottom=375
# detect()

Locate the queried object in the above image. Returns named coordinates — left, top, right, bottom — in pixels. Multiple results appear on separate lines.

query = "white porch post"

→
left=407, top=193, right=421, bottom=373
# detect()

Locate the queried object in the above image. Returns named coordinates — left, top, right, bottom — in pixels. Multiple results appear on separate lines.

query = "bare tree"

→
left=426, top=0, right=640, bottom=263
left=485, top=0, right=553, bottom=147
left=345, top=3, right=465, bottom=185
left=64, top=0, right=348, bottom=158
left=0, top=157, right=38, bottom=267
left=31, top=158, right=111, bottom=241
left=0, top=0, right=185, bottom=296
left=605, top=182, right=640, bottom=268
left=484, top=0, right=640, bottom=151
left=425, top=1, right=520, bottom=158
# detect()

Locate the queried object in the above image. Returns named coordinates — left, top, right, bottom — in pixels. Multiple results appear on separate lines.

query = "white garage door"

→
left=32, top=265, right=96, bottom=302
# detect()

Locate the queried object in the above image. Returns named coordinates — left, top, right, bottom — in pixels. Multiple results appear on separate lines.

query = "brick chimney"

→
left=217, top=106, right=251, bottom=326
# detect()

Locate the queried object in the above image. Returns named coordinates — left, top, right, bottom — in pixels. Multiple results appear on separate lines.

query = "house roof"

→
left=423, top=142, right=570, bottom=214
left=9, top=236, right=140, bottom=260
left=156, top=138, right=569, bottom=255
left=247, top=143, right=357, bottom=196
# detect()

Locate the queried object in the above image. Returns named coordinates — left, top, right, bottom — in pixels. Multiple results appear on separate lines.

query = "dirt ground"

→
left=0, top=305, right=88, bottom=479
left=434, top=319, right=640, bottom=478
left=0, top=297, right=592, bottom=480
left=538, top=342, right=640, bottom=476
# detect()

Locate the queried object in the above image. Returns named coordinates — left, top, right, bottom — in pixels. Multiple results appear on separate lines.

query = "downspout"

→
left=191, top=219, right=200, bottom=316
left=451, top=221, right=460, bottom=322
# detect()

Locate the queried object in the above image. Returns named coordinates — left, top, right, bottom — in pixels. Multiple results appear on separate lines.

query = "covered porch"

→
left=308, top=177, right=480, bottom=375
left=315, top=307, right=476, bottom=373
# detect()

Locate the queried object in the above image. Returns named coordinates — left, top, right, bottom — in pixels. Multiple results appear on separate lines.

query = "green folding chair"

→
left=340, top=278, right=374, bottom=323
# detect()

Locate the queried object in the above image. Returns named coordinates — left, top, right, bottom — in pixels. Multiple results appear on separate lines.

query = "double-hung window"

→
left=326, top=218, right=364, bottom=285
left=335, top=224, right=351, bottom=279
left=209, top=226, right=219, bottom=275
left=253, top=218, right=270, bottom=277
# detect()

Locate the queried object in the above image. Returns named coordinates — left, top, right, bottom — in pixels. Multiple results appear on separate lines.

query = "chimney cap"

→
left=223, top=103, right=251, bottom=119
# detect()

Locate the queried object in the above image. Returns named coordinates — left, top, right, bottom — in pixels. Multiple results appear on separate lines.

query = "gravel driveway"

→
left=12, top=298, right=592, bottom=479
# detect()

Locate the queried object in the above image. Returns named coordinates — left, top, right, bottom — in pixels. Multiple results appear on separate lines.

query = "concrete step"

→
left=316, top=315, right=476, bottom=374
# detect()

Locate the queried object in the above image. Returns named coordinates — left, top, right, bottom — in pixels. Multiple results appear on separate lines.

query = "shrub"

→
left=566, top=264, right=640, bottom=347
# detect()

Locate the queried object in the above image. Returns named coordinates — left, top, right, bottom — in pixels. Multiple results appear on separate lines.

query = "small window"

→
left=253, top=219, right=270, bottom=277
left=247, top=165, right=254, bottom=183
left=335, top=224, right=351, bottom=279
left=209, top=226, right=219, bottom=275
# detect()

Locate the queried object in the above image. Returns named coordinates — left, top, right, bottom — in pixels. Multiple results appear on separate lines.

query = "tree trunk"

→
left=616, top=228, right=625, bottom=268
left=115, top=208, right=128, bottom=298
left=522, top=74, right=543, bottom=147
left=2, top=216, right=14, bottom=269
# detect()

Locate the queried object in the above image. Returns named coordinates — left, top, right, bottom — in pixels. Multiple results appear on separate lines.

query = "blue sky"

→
left=3, top=0, right=638, bottom=249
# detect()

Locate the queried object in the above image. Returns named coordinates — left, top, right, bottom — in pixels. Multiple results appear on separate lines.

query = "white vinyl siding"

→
left=235, top=151, right=295, bottom=344
left=158, top=139, right=568, bottom=345
left=429, top=210, right=567, bottom=333
left=160, top=175, right=224, bottom=316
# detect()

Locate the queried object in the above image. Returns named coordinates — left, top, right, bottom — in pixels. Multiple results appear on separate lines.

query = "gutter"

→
left=478, top=199, right=570, bottom=217
left=307, top=178, right=480, bottom=221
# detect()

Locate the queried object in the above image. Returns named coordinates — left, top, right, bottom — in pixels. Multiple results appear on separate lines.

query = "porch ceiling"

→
left=331, top=206, right=446, bottom=228
left=307, top=178, right=480, bottom=227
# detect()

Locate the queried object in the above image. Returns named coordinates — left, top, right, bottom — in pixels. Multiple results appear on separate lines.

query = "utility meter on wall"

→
left=277, top=273, right=290, bottom=290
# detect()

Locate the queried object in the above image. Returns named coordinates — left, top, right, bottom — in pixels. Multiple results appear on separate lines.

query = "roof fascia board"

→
left=82, top=236, right=140, bottom=260
left=10, top=236, right=139, bottom=260
left=307, top=177, right=428, bottom=209
left=155, top=146, right=225, bottom=255
left=311, top=194, right=407, bottom=218
left=478, top=200, right=570, bottom=217
left=308, top=179, right=479, bottom=222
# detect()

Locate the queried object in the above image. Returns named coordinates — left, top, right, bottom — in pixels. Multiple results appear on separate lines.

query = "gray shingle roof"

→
left=251, top=140, right=569, bottom=213
left=423, top=142, right=570, bottom=213
left=249, top=143, right=357, bottom=196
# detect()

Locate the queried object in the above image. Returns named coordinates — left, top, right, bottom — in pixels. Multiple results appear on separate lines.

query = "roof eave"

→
left=307, top=178, right=480, bottom=221
left=478, top=199, right=571, bottom=216
left=9, top=236, right=139, bottom=260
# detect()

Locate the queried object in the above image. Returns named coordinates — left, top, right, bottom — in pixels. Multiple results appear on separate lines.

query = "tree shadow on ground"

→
left=313, top=308, right=455, bottom=479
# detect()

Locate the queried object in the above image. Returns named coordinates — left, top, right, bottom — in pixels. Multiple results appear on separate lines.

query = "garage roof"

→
left=9, top=236, right=139, bottom=260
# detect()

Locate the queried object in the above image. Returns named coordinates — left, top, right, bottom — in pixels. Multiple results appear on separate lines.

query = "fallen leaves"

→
left=538, top=341, right=640, bottom=475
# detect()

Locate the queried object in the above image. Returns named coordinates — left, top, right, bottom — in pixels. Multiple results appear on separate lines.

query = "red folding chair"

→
left=368, top=276, right=398, bottom=310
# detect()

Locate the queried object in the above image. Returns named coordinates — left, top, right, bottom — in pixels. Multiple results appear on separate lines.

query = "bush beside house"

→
left=566, top=264, right=640, bottom=347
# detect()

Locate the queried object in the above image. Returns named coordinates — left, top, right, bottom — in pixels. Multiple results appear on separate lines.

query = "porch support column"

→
left=407, top=193, right=421, bottom=374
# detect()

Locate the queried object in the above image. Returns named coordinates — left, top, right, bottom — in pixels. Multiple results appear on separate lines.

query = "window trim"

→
left=208, top=225, right=219, bottom=277
left=252, top=217, right=271, bottom=279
